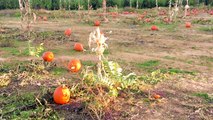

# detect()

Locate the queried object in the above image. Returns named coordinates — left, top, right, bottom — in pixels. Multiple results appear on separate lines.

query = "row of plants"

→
left=0, top=0, right=212, bottom=10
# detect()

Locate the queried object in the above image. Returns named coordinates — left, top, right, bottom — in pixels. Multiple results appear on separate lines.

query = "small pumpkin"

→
left=74, top=43, right=84, bottom=51
left=153, top=94, right=161, bottom=99
left=64, top=28, right=72, bottom=37
left=151, top=25, right=158, bottom=31
left=94, top=20, right=100, bottom=26
left=42, top=51, right=54, bottom=62
left=53, top=85, right=70, bottom=104
left=185, top=22, right=191, bottom=28
left=68, top=59, right=82, bottom=73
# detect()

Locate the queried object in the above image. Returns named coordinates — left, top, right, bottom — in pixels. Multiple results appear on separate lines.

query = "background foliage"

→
left=0, top=0, right=212, bottom=10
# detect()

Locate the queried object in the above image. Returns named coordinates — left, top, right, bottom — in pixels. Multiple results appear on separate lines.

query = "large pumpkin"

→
left=53, top=85, right=70, bottom=104
left=64, top=28, right=72, bottom=37
left=42, top=51, right=54, bottom=62
left=74, top=43, right=84, bottom=51
left=68, top=59, right=82, bottom=72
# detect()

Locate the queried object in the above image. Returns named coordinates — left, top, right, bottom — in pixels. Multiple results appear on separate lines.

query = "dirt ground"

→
left=0, top=9, right=213, bottom=119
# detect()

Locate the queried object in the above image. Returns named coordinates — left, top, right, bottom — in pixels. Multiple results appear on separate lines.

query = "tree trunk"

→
left=130, top=0, right=132, bottom=8
left=60, top=0, right=62, bottom=10
left=169, top=0, right=172, bottom=14
left=136, top=0, right=139, bottom=9
left=102, top=0, right=108, bottom=22
left=156, top=0, right=158, bottom=8
left=88, top=0, right=90, bottom=10
left=18, top=0, right=24, bottom=23
left=184, top=0, right=189, bottom=17
left=18, top=0, right=31, bottom=30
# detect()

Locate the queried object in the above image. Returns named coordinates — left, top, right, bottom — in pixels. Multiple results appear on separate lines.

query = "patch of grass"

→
left=139, top=69, right=168, bottom=85
left=136, top=60, right=160, bottom=72
left=82, top=60, right=96, bottom=66
left=0, top=47, right=31, bottom=57
left=161, top=68, right=196, bottom=75
left=137, top=60, right=160, bottom=68
left=0, top=91, right=60, bottom=119
left=199, top=26, right=213, bottom=32
left=0, top=47, right=20, bottom=56
left=186, top=60, right=194, bottom=64
left=163, top=56, right=176, bottom=60
left=142, top=22, right=179, bottom=32
left=103, top=49, right=110, bottom=55
left=51, top=67, right=67, bottom=76
left=39, top=31, right=54, bottom=39
left=199, top=56, right=213, bottom=67
left=191, top=46, right=198, bottom=50
left=0, top=39, right=15, bottom=47
left=192, top=93, right=213, bottom=103
left=200, top=56, right=213, bottom=62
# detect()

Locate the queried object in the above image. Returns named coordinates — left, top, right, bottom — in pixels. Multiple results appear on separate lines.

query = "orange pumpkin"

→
left=151, top=25, right=158, bottom=31
left=153, top=94, right=161, bottom=99
left=185, top=22, right=191, bottom=28
left=43, top=16, right=48, bottom=21
left=74, top=43, right=84, bottom=51
left=68, top=59, right=81, bottom=73
left=94, top=20, right=100, bottom=26
left=64, top=28, right=72, bottom=37
left=42, top=51, right=54, bottom=62
left=53, top=85, right=70, bottom=104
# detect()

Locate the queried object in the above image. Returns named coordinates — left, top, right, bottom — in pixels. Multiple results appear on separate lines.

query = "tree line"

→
left=0, top=0, right=212, bottom=10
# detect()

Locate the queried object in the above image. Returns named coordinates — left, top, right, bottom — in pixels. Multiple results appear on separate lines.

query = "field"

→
left=0, top=8, right=213, bottom=120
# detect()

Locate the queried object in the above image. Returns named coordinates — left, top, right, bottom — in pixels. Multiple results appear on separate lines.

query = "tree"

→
left=102, top=0, right=108, bottom=22
left=136, top=0, right=139, bottom=9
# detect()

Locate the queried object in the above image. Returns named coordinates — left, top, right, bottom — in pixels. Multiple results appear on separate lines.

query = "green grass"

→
left=161, top=68, right=196, bottom=75
left=199, top=56, right=213, bottom=67
left=51, top=67, right=68, bottom=76
left=0, top=47, right=31, bottom=57
left=103, top=49, right=110, bottom=55
left=136, top=60, right=160, bottom=72
left=163, top=56, right=176, bottom=60
left=82, top=60, right=96, bottom=66
left=0, top=47, right=20, bottom=56
left=200, top=56, right=213, bottom=62
left=137, top=60, right=160, bottom=68
left=142, top=22, right=179, bottom=32
left=0, top=91, right=60, bottom=119
left=199, top=26, right=213, bottom=32
left=192, top=93, right=213, bottom=103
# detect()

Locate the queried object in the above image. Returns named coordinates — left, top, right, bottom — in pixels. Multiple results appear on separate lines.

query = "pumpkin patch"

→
left=1, top=1, right=213, bottom=119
